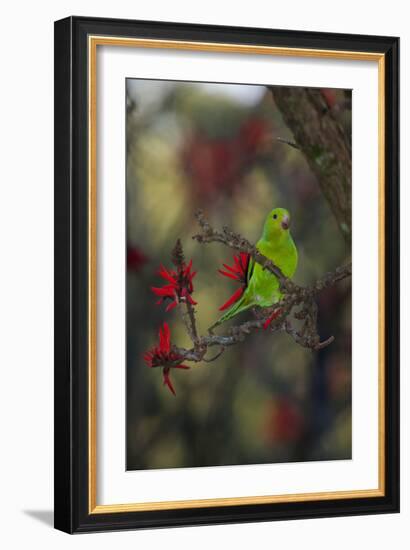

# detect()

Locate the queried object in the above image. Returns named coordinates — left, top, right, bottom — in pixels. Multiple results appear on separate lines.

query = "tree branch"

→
left=163, top=213, right=352, bottom=365
left=171, top=239, right=202, bottom=349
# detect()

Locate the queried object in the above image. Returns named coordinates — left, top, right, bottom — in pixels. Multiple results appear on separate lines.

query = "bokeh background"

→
left=126, top=79, right=351, bottom=470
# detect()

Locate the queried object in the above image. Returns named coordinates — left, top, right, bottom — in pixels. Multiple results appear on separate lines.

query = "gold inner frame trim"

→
left=88, top=35, right=386, bottom=514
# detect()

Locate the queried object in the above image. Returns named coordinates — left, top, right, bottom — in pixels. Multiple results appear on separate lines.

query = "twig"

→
left=172, top=239, right=201, bottom=350
left=276, top=137, right=300, bottom=150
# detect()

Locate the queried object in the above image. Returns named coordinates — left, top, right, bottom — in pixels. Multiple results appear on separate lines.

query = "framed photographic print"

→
left=54, top=16, right=399, bottom=533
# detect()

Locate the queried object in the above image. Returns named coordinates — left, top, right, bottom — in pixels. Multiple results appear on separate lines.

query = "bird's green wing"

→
left=246, top=255, right=255, bottom=285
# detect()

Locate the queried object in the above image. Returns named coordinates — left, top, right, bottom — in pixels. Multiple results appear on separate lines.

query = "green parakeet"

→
left=212, top=207, right=298, bottom=328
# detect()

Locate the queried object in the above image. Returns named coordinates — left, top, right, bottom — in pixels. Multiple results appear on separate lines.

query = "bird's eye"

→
left=273, top=214, right=277, bottom=219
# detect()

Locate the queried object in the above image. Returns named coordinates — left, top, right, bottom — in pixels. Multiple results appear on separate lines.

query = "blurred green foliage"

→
left=126, top=80, right=352, bottom=470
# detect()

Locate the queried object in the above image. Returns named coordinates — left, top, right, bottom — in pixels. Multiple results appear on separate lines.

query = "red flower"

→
left=182, top=118, right=271, bottom=204
left=127, top=245, right=148, bottom=272
left=151, top=260, right=197, bottom=312
left=265, top=397, right=304, bottom=444
left=143, top=323, right=189, bottom=396
left=239, top=117, right=271, bottom=157
left=218, top=252, right=250, bottom=311
left=320, top=88, right=337, bottom=110
left=263, top=308, right=283, bottom=330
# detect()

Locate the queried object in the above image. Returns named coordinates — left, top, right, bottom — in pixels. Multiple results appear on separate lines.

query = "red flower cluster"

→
left=151, top=260, right=197, bottom=312
left=182, top=117, right=271, bottom=203
left=264, top=397, right=304, bottom=444
left=143, top=323, right=189, bottom=396
left=127, top=245, right=148, bottom=272
left=218, top=252, right=250, bottom=311
left=239, top=118, right=271, bottom=158
left=320, top=88, right=337, bottom=110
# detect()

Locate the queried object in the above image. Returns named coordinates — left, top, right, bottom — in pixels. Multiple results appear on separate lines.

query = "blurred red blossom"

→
left=151, top=260, right=197, bottom=312
left=265, top=397, right=304, bottom=444
left=127, top=245, right=148, bottom=272
left=239, top=117, right=272, bottom=157
left=182, top=117, right=272, bottom=202
left=218, top=252, right=250, bottom=311
left=320, top=88, right=337, bottom=110
left=143, top=322, right=189, bottom=396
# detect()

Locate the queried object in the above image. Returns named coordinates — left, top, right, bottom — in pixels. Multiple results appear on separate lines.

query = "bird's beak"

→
left=281, top=215, right=290, bottom=230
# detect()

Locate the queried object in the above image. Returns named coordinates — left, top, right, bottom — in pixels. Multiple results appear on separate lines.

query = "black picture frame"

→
left=54, top=15, right=399, bottom=534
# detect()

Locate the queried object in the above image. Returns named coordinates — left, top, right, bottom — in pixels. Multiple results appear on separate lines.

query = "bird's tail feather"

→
left=209, top=295, right=253, bottom=331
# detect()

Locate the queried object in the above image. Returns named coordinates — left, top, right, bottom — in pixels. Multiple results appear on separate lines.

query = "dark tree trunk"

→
left=270, top=87, right=352, bottom=244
